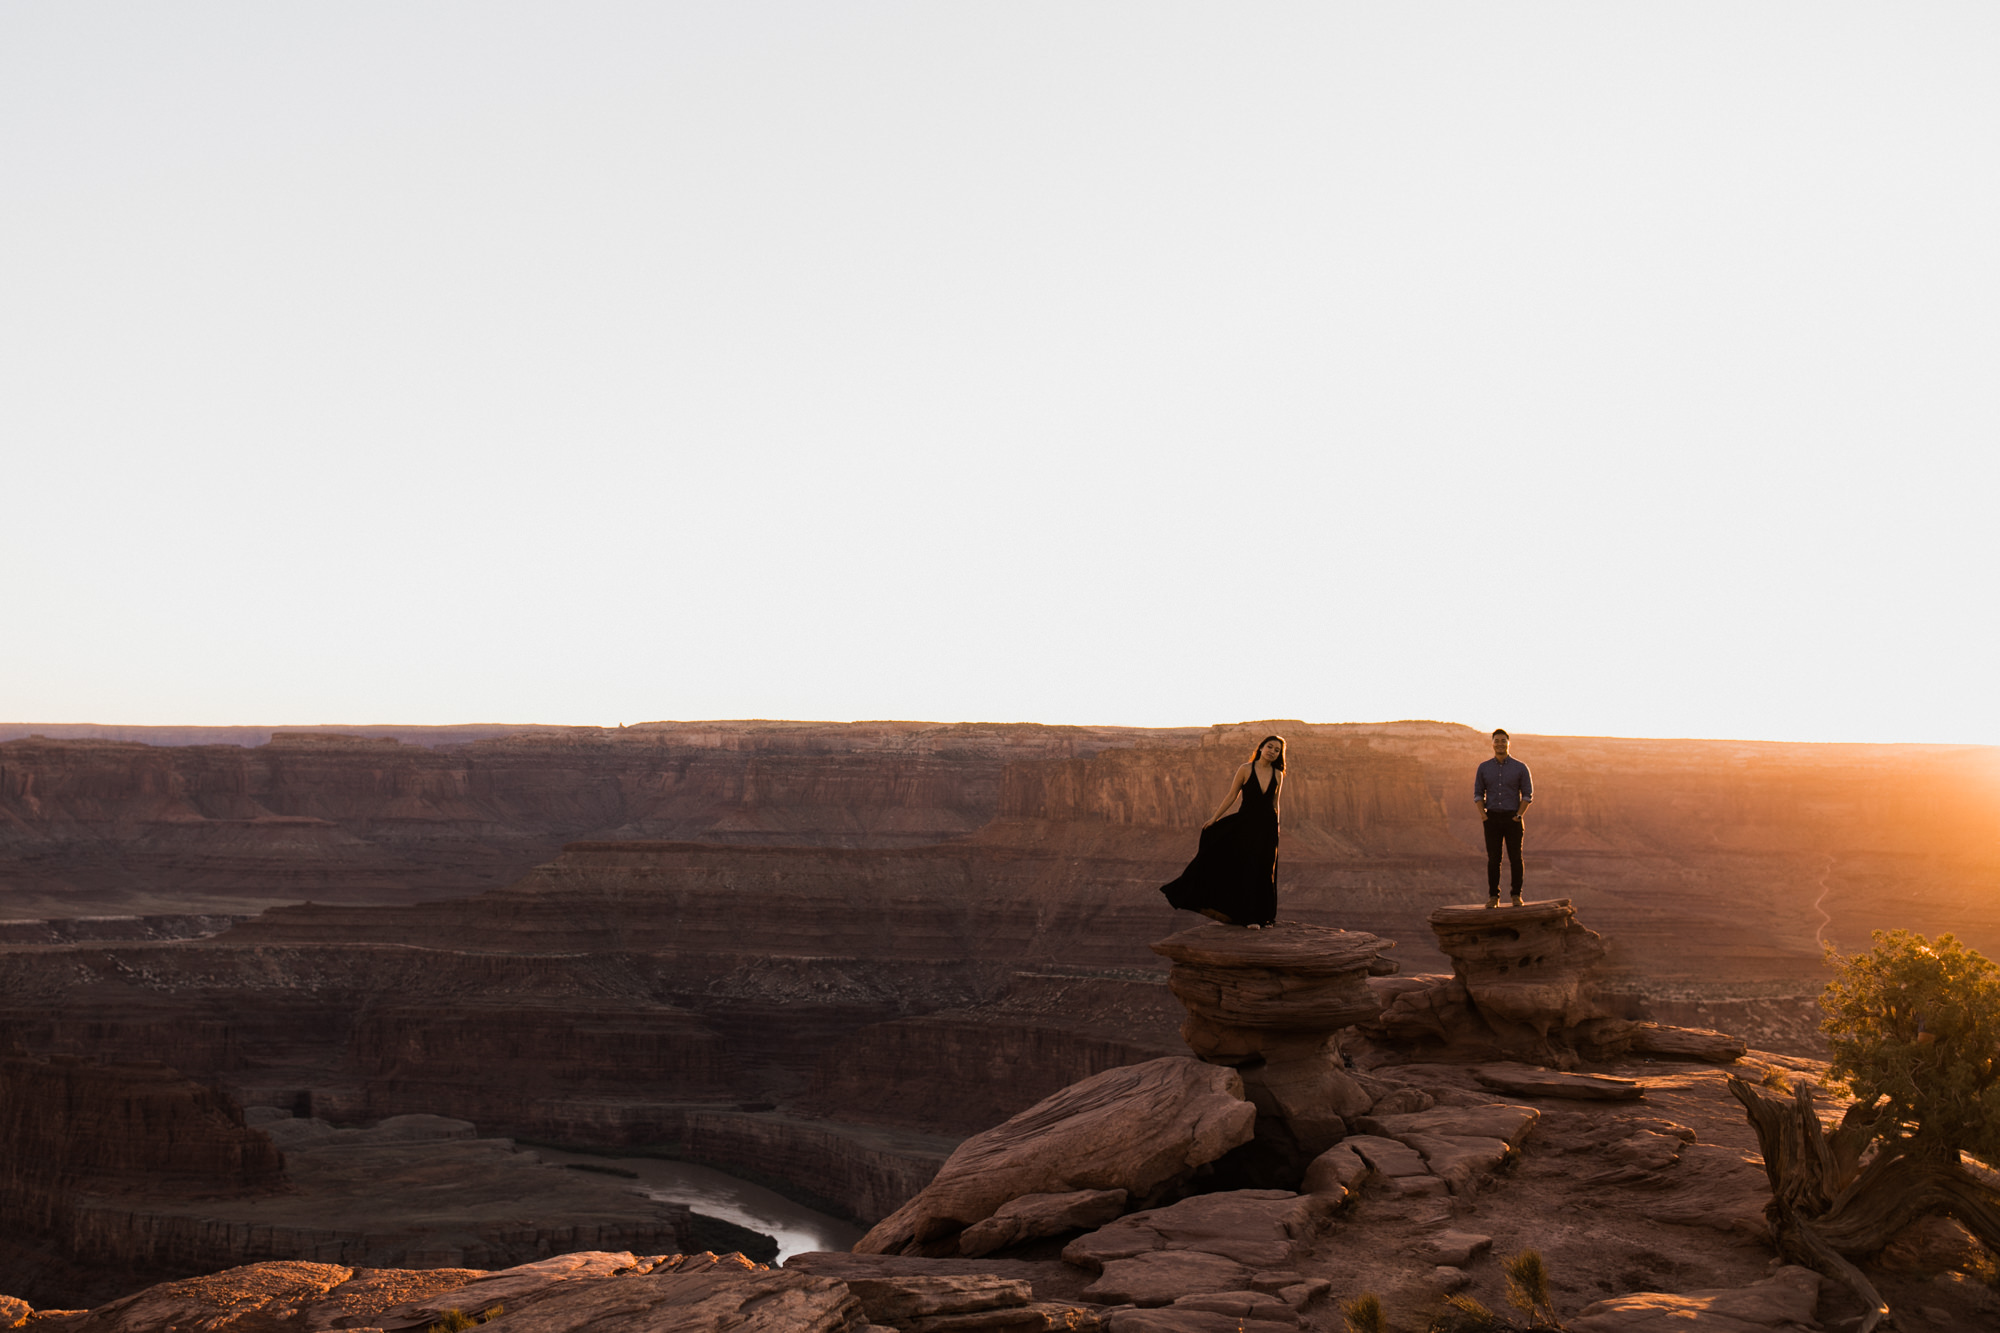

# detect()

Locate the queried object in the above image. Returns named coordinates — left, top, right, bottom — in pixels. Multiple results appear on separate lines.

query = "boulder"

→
left=856, top=1058, right=1255, bottom=1255
left=0, top=1297, right=29, bottom=1330
left=1276, top=1279, right=1329, bottom=1309
left=1876, top=1214, right=1985, bottom=1275
left=1301, top=1144, right=1369, bottom=1197
left=1571, top=1265, right=1821, bottom=1332
left=1350, top=1072, right=1435, bottom=1114
left=1475, top=1062, right=1645, bottom=1101
left=1062, top=1190, right=1327, bottom=1271
left=1237, top=1051, right=1365, bottom=1155
left=1083, top=1251, right=1255, bottom=1307
left=1419, top=1231, right=1492, bottom=1267
left=958, top=1189, right=1128, bottom=1257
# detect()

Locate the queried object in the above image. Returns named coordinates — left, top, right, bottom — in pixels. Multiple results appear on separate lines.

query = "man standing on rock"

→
left=1475, top=729, right=1533, bottom=906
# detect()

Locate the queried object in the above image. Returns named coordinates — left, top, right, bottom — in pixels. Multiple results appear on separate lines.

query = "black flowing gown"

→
left=1159, top=767, right=1279, bottom=926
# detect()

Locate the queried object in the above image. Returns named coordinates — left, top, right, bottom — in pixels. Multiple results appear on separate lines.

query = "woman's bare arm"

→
left=1204, top=764, right=1253, bottom=827
left=1271, top=770, right=1282, bottom=823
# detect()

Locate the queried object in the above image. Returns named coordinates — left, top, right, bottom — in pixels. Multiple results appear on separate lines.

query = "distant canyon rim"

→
left=2, top=717, right=1996, bottom=1306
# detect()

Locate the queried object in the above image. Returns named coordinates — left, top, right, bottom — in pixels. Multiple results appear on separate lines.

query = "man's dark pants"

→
left=1484, top=811, right=1524, bottom=895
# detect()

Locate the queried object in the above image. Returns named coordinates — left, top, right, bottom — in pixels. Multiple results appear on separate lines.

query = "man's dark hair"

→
left=1492, top=729, right=1509, bottom=740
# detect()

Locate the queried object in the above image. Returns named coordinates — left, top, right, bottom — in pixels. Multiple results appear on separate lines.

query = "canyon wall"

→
left=0, top=723, right=1194, bottom=916
left=2, top=717, right=1997, bottom=1306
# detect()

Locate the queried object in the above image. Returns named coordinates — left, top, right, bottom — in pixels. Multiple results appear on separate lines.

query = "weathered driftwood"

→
left=1728, top=1076, right=2000, bottom=1333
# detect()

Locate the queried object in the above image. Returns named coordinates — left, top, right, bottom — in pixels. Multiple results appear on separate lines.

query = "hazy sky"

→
left=4, top=4, right=1995, bottom=743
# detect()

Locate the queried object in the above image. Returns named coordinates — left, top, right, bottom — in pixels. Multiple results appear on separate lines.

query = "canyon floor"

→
left=10, top=1050, right=1998, bottom=1331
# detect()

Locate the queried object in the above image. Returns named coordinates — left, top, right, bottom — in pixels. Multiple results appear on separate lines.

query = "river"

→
left=528, top=1147, right=862, bottom=1262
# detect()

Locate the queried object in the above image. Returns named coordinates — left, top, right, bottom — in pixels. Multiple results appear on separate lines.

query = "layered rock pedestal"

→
left=1368, top=899, right=1746, bottom=1067
left=1150, top=923, right=1399, bottom=1163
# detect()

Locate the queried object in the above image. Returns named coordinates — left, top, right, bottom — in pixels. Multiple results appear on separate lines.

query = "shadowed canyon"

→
left=3, top=719, right=1998, bottom=1325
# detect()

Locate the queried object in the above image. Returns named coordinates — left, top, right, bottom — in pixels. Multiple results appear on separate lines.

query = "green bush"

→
left=1822, top=930, right=2000, bottom=1162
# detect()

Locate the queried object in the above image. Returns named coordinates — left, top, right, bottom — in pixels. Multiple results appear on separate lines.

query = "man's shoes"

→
left=1485, top=894, right=1500, bottom=908
left=1510, top=893, right=1524, bottom=906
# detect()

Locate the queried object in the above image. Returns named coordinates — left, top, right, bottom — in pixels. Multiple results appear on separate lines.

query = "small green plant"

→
left=1758, top=1064, right=1792, bottom=1092
left=1504, top=1250, right=1559, bottom=1327
left=1343, top=1292, right=1386, bottom=1333
left=423, top=1305, right=503, bottom=1333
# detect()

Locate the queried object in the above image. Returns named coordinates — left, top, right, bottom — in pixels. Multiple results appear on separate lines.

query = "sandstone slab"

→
left=1340, top=1135, right=1429, bottom=1179
left=958, top=1189, right=1128, bottom=1257
left=1402, top=1133, right=1514, bottom=1193
left=1571, top=1265, right=1821, bottom=1332
left=857, top=1058, right=1254, bottom=1255
left=1082, top=1251, right=1253, bottom=1307
left=1062, top=1190, right=1325, bottom=1271
left=0, top=1297, right=27, bottom=1330
left=1358, top=1103, right=1539, bottom=1149
left=1171, top=1289, right=1297, bottom=1323
left=899, top=1306, right=1096, bottom=1333
left=1630, top=1143, right=1773, bottom=1239
left=1104, top=1309, right=1256, bottom=1333
left=383, top=1250, right=650, bottom=1324
left=57, top=1262, right=363, bottom=1333
left=1475, top=1062, right=1644, bottom=1101
left=1627, top=1023, right=1748, bottom=1063
left=470, top=1268, right=861, bottom=1333
left=841, top=1275, right=1031, bottom=1322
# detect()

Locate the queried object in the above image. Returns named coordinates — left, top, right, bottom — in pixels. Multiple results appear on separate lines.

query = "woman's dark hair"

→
left=1250, top=735, right=1286, bottom=771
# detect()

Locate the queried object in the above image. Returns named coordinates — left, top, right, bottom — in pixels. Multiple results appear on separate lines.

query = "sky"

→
left=3, top=4, right=1996, bottom=744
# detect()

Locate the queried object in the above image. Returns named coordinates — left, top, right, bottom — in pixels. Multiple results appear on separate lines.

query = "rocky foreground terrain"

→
left=6, top=901, right=1997, bottom=1331
left=2, top=719, right=1997, bottom=1323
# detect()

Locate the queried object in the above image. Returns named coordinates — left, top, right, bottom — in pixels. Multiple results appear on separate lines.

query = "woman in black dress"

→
left=1159, top=735, right=1284, bottom=928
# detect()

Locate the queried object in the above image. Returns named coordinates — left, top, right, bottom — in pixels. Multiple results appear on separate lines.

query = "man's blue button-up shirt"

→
left=1474, top=757, right=1533, bottom=812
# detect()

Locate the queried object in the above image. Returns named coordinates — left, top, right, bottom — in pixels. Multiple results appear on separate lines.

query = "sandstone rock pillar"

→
left=1151, top=923, right=1398, bottom=1162
left=1367, top=898, right=1747, bottom=1066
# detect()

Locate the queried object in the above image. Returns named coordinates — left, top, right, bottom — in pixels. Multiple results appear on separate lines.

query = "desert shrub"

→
left=1821, top=930, right=2000, bottom=1162
left=1429, top=1294, right=1510, bottom=1331
left=423, top=1305, right=502, bottom=1333
left=1343, top=1292, right=1386, bottom=1333
left=1504, top=1250, right=1558, bottom=1327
